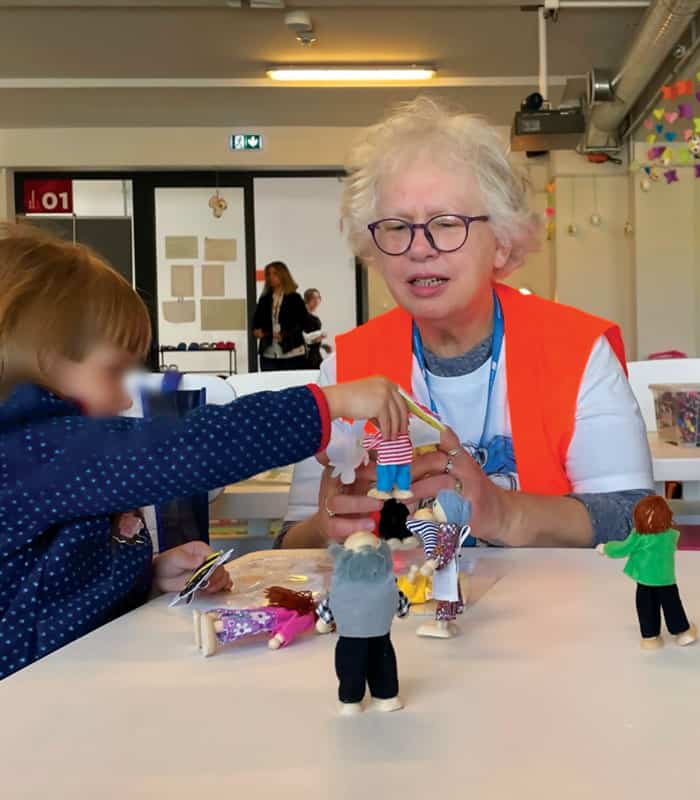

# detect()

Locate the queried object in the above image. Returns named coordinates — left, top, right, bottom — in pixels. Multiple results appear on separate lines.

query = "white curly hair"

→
left=341, top=96, right=541, bottom=276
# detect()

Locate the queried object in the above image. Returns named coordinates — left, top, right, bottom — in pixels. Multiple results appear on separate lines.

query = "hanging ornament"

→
left=589, top=177, right=601, bottom=226
left=640, top=178, right=652, bottom=192
left=567, top=180, right=577, bottom=235
left=624, top=221, right=634, bottom=236
left=688, top=134, right=700, bottom=159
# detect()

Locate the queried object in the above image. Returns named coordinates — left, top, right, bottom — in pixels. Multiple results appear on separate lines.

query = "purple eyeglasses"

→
left=367, top=214, right=490, bottom=256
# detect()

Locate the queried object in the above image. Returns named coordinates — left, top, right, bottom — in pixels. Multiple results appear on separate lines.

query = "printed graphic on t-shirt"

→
left=463, top=434, right=519, bottom=492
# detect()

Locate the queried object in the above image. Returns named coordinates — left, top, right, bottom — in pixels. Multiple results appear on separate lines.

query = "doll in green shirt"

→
left=597, top=495, right=696, bottom=650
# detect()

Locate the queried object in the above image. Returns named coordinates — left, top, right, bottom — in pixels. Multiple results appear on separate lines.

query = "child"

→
left=0, top=224, right=409, bottom=679
left=597, top=495, right=696, bottom=649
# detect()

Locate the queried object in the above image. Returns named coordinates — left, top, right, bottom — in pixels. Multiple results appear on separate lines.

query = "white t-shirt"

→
left=284, top=335, right=653, bottom=522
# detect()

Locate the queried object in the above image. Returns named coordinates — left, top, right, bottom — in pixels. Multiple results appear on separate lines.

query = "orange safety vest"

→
left=336, top=282, right=627, bottom=495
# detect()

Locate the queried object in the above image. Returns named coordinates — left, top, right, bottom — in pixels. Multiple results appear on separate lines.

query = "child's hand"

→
left=268, top=633, right=284, bottom=650
left=152, top=541, right=233, bottom=594
left=322, top=377, right=409, bottom=440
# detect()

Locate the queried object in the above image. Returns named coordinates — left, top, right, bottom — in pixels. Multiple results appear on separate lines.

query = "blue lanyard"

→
left=412, top=290, right=504, bottom=449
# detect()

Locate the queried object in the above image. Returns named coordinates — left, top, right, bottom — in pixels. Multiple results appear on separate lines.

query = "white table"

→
left=4, top=549, right=700, bottom=799
left=649, top=431, right=700, bottom=490
left=211, top=472, right=291, bottom=535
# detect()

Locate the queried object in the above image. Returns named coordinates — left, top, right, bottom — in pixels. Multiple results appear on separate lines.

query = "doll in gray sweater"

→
left=316, top=532, right=409, bottom=715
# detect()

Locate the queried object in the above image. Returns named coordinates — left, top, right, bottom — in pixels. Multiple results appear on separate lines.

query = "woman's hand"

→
left=152, top=541, right=233, bottom=595
left=322, top=377, right=409, bottom=440
left=313, top=456, right=384, bottom=542
left=410, top=427, right=519, bottom=546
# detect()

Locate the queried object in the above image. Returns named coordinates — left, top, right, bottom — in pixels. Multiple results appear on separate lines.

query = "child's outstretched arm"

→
left=7, top=377, right=406, bottom=535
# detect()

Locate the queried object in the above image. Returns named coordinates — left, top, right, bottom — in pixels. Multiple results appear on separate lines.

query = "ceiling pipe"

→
left=585, top=0, right=700, bottom=150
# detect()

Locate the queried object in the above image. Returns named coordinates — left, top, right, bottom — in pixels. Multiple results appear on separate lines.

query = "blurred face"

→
left=371, top=159, right=509, bottom=325
left=306, top=292, right=321, bottom=312
left=52, top=344, right=138, bottom=416
left=267, top=267, right=282, bottom=290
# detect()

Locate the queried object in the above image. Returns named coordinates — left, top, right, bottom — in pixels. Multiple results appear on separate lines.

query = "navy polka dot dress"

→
left=0, top=383, right=328, bottom=679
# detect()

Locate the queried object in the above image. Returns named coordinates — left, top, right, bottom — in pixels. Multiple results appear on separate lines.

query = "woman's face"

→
left=372, top=159, right=509, bottom=324
left=307, top=292, right=321, bottom=312
left=267, top=267, right=282, bottom=290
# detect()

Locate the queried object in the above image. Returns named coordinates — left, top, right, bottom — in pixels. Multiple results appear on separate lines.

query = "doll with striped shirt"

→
left=362, top=429, right=414, bottom=501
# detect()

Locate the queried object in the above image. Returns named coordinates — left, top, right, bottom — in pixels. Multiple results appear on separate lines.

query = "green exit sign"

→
left=230, top=134, right=263, bottom=151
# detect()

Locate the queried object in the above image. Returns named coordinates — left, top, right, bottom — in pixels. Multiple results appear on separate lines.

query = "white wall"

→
left=253, top=176, right=357, bottom=349
left=632, top=154, right=699, bottom=358
left=155, top=186, right=249, bottom=373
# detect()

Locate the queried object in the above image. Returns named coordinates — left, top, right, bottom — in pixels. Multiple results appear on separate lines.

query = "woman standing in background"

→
left=303, top=288, right=332, bottom=370
left=252, top=261, right=308, bottom=371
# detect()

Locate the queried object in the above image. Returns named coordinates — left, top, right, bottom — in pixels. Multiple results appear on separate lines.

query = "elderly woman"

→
left=279, top=97, right=652, bottom=549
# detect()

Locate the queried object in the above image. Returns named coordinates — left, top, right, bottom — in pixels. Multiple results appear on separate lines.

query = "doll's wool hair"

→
left=265, top=586, right=317, bottom=617
left=633, top=495, right=674, bottom=534
left=329, top=539, right=394, bottom=582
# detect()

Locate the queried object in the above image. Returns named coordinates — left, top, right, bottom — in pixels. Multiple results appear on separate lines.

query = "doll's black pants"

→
left=335, top=634, right=398, bottom=704
left=636, top=583, right=690, bottom=638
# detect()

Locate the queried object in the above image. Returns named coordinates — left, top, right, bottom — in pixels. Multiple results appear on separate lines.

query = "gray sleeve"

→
left=568, top=489, right=652, bottom=546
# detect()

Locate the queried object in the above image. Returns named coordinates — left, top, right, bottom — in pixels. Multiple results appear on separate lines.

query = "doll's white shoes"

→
left=370, top=696, right=403, bottom=713
left=676, top=623, right=697, bottom=646
left=338, top=702, right=364, bottom=716
left=391, top=489, right=414, bottom=501
left=368, top=488, right=392, bottom=500
left=417, top=620, right=457, bottom=639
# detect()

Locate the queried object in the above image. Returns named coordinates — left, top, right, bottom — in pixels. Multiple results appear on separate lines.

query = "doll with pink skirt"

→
left=194, top=586, right=319, bottom=657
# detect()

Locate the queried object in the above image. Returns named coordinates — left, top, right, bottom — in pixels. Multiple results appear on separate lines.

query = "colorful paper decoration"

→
left=643, top=118, right=654, bottom=130
left=545, top=207, right=555, bottom=217
left=648, top=145, right=665, bottom=160
left=684, top=129, right=693, bottom=141
left=646, top=134, right=657, bottom=144
left=655, top=123, right=664, bottom=134
left=662, top=85, right=677, bottom=100
left=629, top=160, right=641, bottom=173
left=675, top=79, right=693, bottom=96
left=664, top=169, right=679, bottom=184
left=695, top=164, right=700, bottom=178
left=653, top=109, right=665, bottom=120
left=662, top=147, right=673, bottom=163
left=678, top=149, right=692, bottom=164
left=679, top=103, right=693, bottom=119
left=694, top=118, right=700, bottom=133
left=665, top=111, right=679, bottom=124
left=696, top=91, right=700, bottom=103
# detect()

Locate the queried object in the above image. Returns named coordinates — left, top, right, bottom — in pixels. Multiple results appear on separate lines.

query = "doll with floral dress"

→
left=194, top=586, right=319, bottom=657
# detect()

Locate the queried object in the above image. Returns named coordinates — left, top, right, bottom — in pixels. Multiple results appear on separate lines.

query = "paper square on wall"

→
left=204, top=237, right=237, bottom=262
left=162, top=300, right=196, bottom=324
left=202, top=263, right=225, bottom=296
left=165, top=236, right=198, bottom=259
left=171, top=264, right=194, bottom=298
left=201, top=299, right=246, bottom=330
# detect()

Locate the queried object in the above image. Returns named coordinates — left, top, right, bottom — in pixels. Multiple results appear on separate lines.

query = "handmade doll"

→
left=597, top=495, right=696, bottom=650
left=194, top=586, right=318, bottom=657
left=378, top=498, right=419, bottom=551
left=362, top=429, right=414, bottom=501
left=316, top=532, right=409, bottom=715
left=406, top=490, right=472, bottom=638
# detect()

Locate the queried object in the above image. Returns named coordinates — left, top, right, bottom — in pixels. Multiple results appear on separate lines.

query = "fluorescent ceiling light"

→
left=267, top=66, right=436, bottom=82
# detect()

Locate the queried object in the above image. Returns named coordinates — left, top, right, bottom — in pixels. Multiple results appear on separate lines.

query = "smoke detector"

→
left=284, top=11, right=317, bottom=46
left=285, top=11, right=312, bottom=32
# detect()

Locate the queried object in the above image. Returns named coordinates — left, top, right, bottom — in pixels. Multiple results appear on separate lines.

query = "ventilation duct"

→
left=585, top=0, right=700, bottom=150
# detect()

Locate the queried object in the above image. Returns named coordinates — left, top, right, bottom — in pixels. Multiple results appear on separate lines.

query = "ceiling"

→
left=0, top=2, right=646, bottom=127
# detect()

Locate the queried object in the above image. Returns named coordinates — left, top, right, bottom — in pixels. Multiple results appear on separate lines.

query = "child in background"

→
left=0, top=224, right=409, bottom=679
